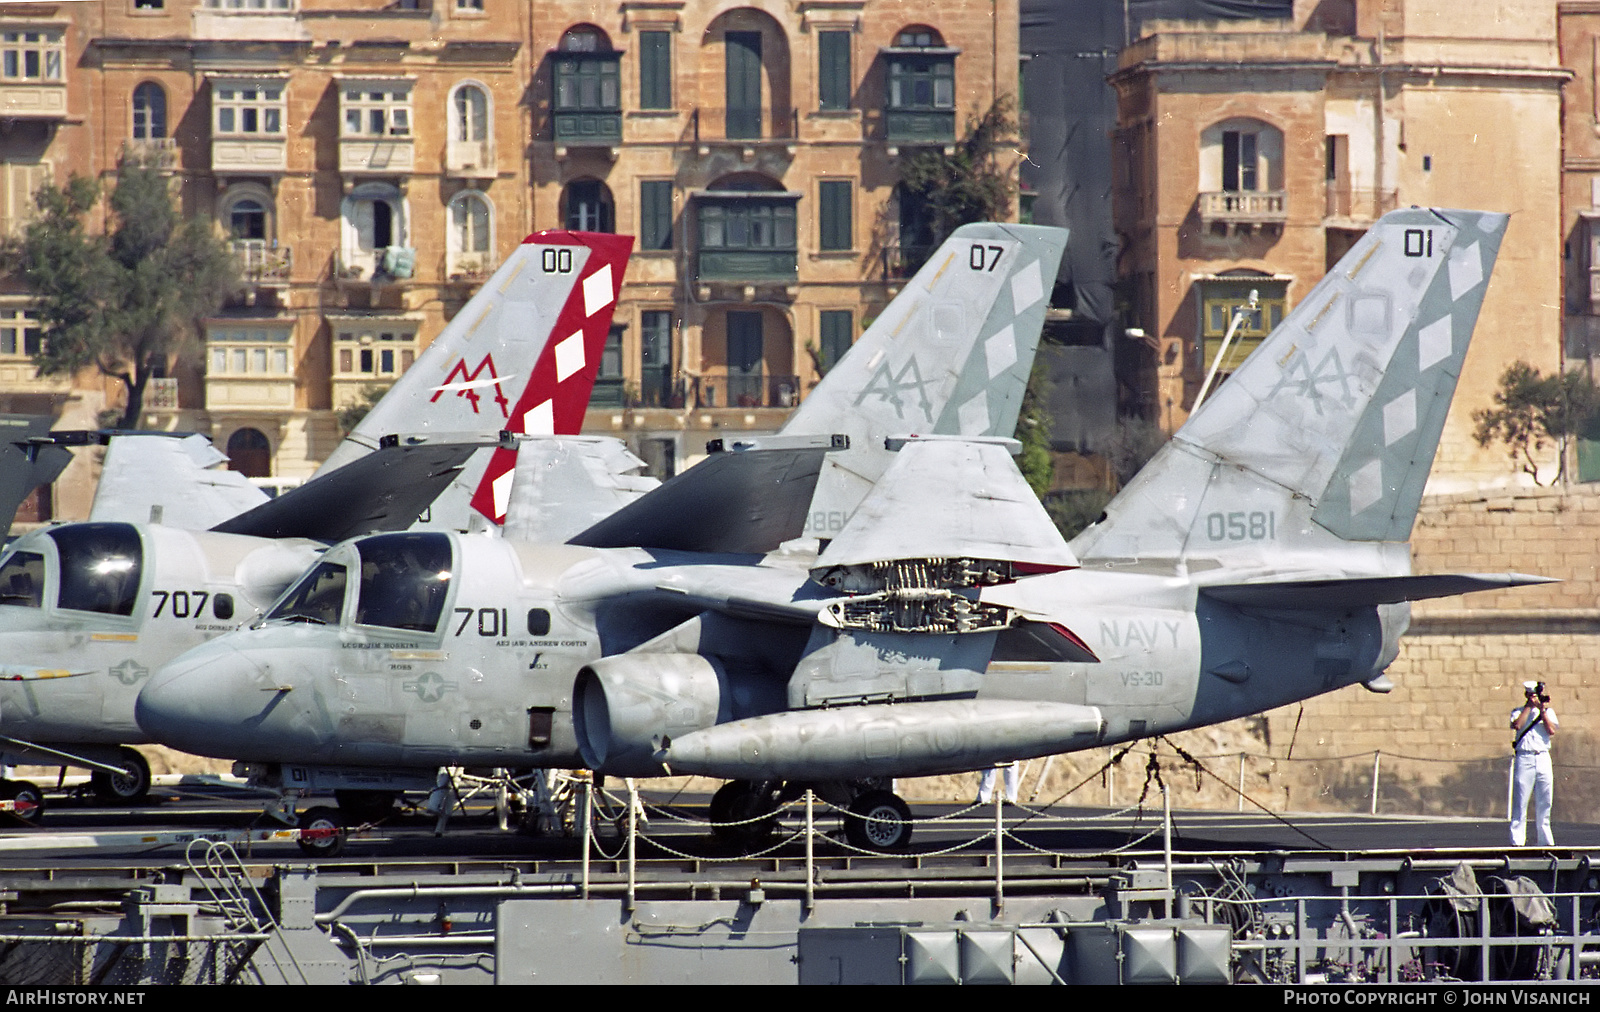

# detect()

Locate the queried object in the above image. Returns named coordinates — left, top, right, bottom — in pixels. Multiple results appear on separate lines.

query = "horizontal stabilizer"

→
left=1202, top=572, right=1557, bottom=610
left=90, top=434, right=268, bottom=528
left=212, top=436, right=498, bottom=541
left=568, top=439, right=838, bottom=554
left=502, top=437, right=658, bottom=544
left=0, top=414, right=72, bottom=531
left=815, top=437, right=1077, bottom=570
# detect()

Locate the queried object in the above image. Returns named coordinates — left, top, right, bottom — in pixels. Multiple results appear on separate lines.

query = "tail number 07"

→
left=455, top=607, right=509, bottom=637
left=968, top=244, right=1003, bottom=271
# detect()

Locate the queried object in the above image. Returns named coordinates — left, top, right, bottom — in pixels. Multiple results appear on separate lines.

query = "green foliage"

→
left=3, top=156, right=240, bottom=428
left=1015, top=357, right=1053, bottom=498
left=1043, top=418, right=1168, bottom=540
left=337, top=383, right=389, bottom=435
left=1472, top=361, right=1600, bottom=486
left=896, top=99, right=1016, bottom=272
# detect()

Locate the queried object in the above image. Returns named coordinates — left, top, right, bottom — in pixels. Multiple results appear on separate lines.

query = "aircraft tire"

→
left=2, top=780, right=44, bottom=825
left=844, top=790, right=912, bottom=852
left=90, top=748, right=152, bottom=805
left=296, top=806, right=347, bottom=858
left=709, top=781, right=777, bottom=849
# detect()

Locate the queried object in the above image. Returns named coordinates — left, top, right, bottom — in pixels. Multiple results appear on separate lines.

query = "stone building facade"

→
left=1110, top=0, right=1567, bottom=491
left=0, top=0, right=1018, bottom=515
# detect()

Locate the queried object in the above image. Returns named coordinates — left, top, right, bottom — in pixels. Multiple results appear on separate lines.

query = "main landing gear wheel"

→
left=844, top=790, right=912, bottom=852
left=709, top=781, right=779, bottom=850
left=295, top=806, right=347, bottom=858
left=90, top=747, right=152, bottom=804
left=1, top=780, right=44, bottom=825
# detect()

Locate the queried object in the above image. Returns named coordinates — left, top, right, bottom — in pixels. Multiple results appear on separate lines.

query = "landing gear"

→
left=90, top=747, right=151, bottom=805
left=844, top=789, right=913, bottom=852
left=709, top=780, right=780, bottom=849
left=295, top=806, right=347, bottom=858
left=1, top=780, right=44, bottom=825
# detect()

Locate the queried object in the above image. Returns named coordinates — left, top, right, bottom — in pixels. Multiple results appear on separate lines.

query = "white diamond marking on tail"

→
left=583, top=264, right=614, bottom=317
left=1418, top=317, right=1453, bottom=372
left=491, top=468, right=516, bottom=519
left=1383, top=389, right=1417, bottom=447
left=1448, top=241, right=1484, bottom=301
left=522, top=399, right=554, bottom=435
left=1010, top=259, right=1043, bottom=314
left=957, top=390, right=990, bottom=435
left=1348, top=459, right=1383, bottom=515
left=985, top=324, right=1017, bottom=379
left=553, top=331, right=585, bottom=382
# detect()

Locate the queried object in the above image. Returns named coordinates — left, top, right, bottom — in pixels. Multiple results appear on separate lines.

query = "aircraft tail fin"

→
left=315, top=230, right=632, bottom=526
left=90, top=434, right=268, bottom=528
left=502, top=436, right=658, bottom=544
left=1072, top=208, right=1508, bottom=573
left=0, top=415, right=73, bottom=530
left=781, top=223, right=1068, bottom=537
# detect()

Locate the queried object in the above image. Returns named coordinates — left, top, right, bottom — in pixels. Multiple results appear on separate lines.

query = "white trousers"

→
left=1510, top=750, right=1554, bottom=847
left=977, top=764, right=1019, bottom=804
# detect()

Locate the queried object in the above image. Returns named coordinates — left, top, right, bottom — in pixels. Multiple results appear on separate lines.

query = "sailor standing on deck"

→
left=1510, top=680, right=1558, bottom=847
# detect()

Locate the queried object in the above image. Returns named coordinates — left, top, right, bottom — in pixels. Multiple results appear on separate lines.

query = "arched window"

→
left=451, top=192, right=490, bottom=254
left=229, top=199, right=266, bottom=241
left=226, top=428, right=272, bottom=478
left=453, top=84, right=487, bottom=143
left=341, top=184, right=407, bottom=278
left=563, top=179, right=614, bottom=233
left=132, top=82, right=166, bottom=141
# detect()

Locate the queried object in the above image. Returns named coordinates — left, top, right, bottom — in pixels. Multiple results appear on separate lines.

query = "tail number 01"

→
left=541, top=248, right=574, bottom=273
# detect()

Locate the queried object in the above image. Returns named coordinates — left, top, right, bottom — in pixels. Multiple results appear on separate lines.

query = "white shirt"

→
left=1512, top=705, right=1556, bottom=754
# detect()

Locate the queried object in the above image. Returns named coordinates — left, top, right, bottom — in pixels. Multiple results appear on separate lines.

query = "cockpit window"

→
left=266, top=561, right=348, bottom=626
left=354, top=533, right=452, bottom=632
left=47, top=523, right=142, bottom=616
left=0, top=551, right=43, bottom=608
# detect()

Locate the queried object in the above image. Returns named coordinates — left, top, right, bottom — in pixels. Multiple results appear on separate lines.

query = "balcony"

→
left=884, top=109, right=955, bottom=147
left=212, top=136, right=287, bottom=175
left=340, top=138, right=414, bottom=175
left=231, top=240, right=291, bottom=285
left=125, top=138, right=179, bottom=172
left=445, top=138, right=494, bottom=178
left=1198, top=190, right=1286, bottom=232
left=690, top=373, right=800, bottom=410
left=553, top=109, right=621, bottom=148
left=690, top=108, right=798, bottom=158
left=0, top=79, right=64, bottom=119
left=697, top=249, right=798, bottom=285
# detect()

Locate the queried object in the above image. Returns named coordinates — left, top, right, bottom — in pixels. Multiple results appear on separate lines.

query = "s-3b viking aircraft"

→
left=0, top=230, right=632, bottom=816
left=137, top=210, right=1542, bottom=855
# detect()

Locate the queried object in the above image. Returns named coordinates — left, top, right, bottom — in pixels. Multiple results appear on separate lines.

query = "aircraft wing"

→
left=89, top=433, right=269, bottom=528
left=0, top=666, right=92, bottom=681
left=568, top=436, right=842, bottom=555
left=502, top=437, right=658, bottom=544
left=211, top=436, right=499, bottom=541
left=814, top=436, right=1078, bottom=572
left=0, top=415, right=71, bottom=531
left=1201, top=572, right=1557, bottom=610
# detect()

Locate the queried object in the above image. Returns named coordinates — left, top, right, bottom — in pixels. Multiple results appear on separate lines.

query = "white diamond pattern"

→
left=583, top=264, right=614, bottom=317
left=957, top=390, right=990, bottom=435
left=492, top=468, right=516, bottom=519
left=1010, top=259, right=1043, bottom=314
left=1348, top=459, right=1383, bottom=515
left=522, top=399, right=554, bottom=435
left=1383, top=389, right=1416, bottom=447
left=1418, top=317, right=1453, bottom=372
left=554, top=331, right=585, bottom=383
left=985, top=325, right=1017, bottom=379
left=1448, top=241, right=1483, bottom=300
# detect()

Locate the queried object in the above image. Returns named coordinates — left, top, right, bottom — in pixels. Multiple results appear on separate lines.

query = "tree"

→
left=894, top=99, right=1016, bottom=275
left=3, top=156, right=240, bottom=428
left=1473, top=361, right=1600, bottom=485
left=1015, top=357, right=1053, bottom=498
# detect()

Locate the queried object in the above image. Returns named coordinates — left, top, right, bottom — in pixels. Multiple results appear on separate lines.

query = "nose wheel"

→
left=295, top=806, right=347, bottom=858
left=0, top=780, right=44, bottom=825
left=90, top=747, right=151, bottom=805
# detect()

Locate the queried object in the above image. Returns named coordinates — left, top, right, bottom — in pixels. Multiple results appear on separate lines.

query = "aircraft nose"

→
left=137, top=643, right=282, bottom=759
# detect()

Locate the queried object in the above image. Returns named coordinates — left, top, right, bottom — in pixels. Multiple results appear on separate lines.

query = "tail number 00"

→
left=541, top=248, right=574, bottom=273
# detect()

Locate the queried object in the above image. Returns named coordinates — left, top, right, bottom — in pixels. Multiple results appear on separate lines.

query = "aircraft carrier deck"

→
left=0, top=777, right=1595, bottom=985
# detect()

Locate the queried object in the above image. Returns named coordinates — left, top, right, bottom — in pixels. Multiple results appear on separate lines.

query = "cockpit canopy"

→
left=0, top=523, right=143, bottom=616
left=265, top=532, right=453, bottom=633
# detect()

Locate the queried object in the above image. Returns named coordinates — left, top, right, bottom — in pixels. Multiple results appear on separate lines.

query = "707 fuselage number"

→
left=151, top=590, right=208, bottom=618
left=1205, top=511, right=1277, bottom=542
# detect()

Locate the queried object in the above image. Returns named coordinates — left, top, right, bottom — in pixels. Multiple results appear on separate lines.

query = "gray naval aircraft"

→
left=135, top=209, right=1552, bottom=852
left=0, top=229, right=634, bottom=813
left=133, top=222, right=1071, bottom=841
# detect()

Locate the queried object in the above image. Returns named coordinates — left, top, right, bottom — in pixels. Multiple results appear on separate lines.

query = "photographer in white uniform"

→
left=1510, top=680, right=1559, bottom=847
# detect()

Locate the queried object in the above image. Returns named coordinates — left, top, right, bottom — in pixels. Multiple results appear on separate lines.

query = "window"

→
left=640, top=180, right=673, bottom=250
left=205, top=0, right=292, bottom=10
left=555, top=28, right=619, bottom=111
left=456, top=0, right=483, bottom=10
left=818, top=310, right=852, bottom=373
left=639, top=30, right=671, bottom=109
left=266, top=561, right=348, bottom=626
left=0, top=31, right=62, bottom=81
left=229, top=199, right=266, bottom=241
left=226, top=428, right=272, bottom=478
left=215, top=82, right=284, bottom=135
left=726, top=311, right=763, bottom=407
left=449, top=191, right=492, bottom=275
left=49, top=524, right=142, bottom=617
left=334, top=324, right=418, bottom=379
left=343, top=185, right=406, bottom=272
left=1222, top=130, right=1258, bottom=191
left=354, top=533, right=452, bottom=633
left=819, top=179, right=852, bottom=250
left=0, top=308, right=42, bottom=357
left=0, top=550, right=42, bottom=608
left=453, top=84, right=487, bottom=143
left=564, top=179, right=614, bottom=233
left=1197, top=279, right=1288, bottom=379
left=342, top=86, right=412, bottom=137
left=207, top=326, right=291, bottom=378
left=818, top=30, right=850, bottom=111
left=888, top=57, right=953, bottom=111
left=640, top=310, right=672, bottom=406
left=132, top=83, right=167, bottom=140
left=699, top=201, right=795, bottom=251
left=134, top=0, right=164, bottom=9
left=725, top=30, right=762, bottom=139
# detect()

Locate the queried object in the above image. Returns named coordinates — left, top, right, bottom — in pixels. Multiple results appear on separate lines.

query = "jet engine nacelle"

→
left=573, top=654, right=729, bottom=777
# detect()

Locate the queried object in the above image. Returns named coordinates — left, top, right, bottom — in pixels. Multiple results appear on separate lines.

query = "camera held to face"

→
left=1525, top=681, right=1550, bottom=704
